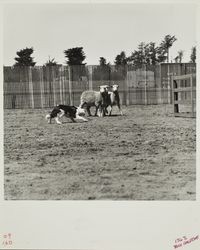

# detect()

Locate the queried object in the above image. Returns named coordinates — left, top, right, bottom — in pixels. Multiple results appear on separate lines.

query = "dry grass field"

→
left=4, top=105, right=196, bottom=200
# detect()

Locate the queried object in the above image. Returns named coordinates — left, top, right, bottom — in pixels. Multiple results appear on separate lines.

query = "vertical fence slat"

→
left=28, top=67, right=34, bottom=109
left=40, top=67, right=44, bottom=108
left=59, top=66, right=63, bottom=104
left=88, top=65, right=93, bottom=90
left=191, top=75, right=194, bottom=117
left=68, top=66, right=73, bottom=106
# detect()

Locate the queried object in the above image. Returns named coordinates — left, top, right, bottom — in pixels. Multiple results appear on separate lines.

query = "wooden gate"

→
left=172, top=74, right=196, bottom=118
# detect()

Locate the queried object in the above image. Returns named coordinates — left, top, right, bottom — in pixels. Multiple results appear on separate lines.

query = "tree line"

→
left=13, top=34, right=196, bottom=68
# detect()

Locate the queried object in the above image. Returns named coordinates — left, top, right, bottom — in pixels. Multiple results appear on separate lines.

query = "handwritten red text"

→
left=174, top=235, right=199, bottom=249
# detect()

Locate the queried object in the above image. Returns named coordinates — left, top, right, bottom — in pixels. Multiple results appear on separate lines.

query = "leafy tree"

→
left=92, top=57, right=111, bottom=81
left=99, top=57, right=108, bottom=66
left=146, top=42, right=160, bottom=65
left=156, top=46, right=167, bottom=63
left=114, top=51, right=127, bottom=65
left=190, top=46, right=196, bottom=63
left=114, top=35, right=177, bottom=68
left=14, top=47, right=36, bottom=66
left=44, top=57, right=58, bottom=66
left=128, top=42, right=161, bottom=67
left=64, top=47, right=86, bottom=65
left=128, top=42, right=146, bottom=67
left=159, top=35, right=177, bottom=62
left=128, top=40, right=173, bottom=67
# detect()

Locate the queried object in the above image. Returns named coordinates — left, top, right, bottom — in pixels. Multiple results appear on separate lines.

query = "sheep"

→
left=106, top=84, right=123, bottom=116
left=79, top=85, right=109, bottom=117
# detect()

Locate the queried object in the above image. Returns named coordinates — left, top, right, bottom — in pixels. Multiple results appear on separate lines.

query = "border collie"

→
left=45, top=105, right=88, bottom=124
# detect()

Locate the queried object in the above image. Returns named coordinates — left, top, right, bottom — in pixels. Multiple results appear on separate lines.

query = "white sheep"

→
left=79, top=85, right=109, bottom=117
left=106, top=84, right=123, bottom=116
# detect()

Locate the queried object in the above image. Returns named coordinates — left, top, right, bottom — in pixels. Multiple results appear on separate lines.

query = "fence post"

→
left=126, top=65, right=130, bottom=106
left=52, top=66, right=56, bottom=106
left=167, top=64, right=171, bottom=104
left=59, top=66, right=63, bottom=104
left=155, top=64, right=161, bottom=104
left=63, top=66, right=67, bottom=105
left=144, top=64, right=147, bottom=105
left=40, top=67, right=44, bottom=108
left=68, top=66, right=73, bottom=106
left=159, top=64, right=163, bottom=104
left=191, top=75, right=194, bottom=117
left=88, top=65, right=93, bottom=90
left=28, top=67, right=34, bottom=109
left=172, top=76, right=178, bottom=114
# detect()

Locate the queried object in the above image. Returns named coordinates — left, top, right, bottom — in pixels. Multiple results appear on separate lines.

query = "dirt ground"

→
left=4, top=105, right=196, bottom=200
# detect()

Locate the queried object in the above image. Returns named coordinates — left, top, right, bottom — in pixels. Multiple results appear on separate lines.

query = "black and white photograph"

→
left=1, top=1, right=200, bottom=250
left=3, top=2, right=196, bottom=201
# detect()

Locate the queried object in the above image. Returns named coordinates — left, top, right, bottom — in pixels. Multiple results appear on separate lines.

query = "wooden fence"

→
left=3, top=63, right=196, bottom=109
left=172, top=73, right=196, bottom=117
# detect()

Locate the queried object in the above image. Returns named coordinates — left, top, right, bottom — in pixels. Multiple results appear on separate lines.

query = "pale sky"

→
left=3, top=3, right=196, bottom=66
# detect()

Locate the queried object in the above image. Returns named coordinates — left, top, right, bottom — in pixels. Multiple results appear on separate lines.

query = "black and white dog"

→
left=45, top=105, right=88, bottom=124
